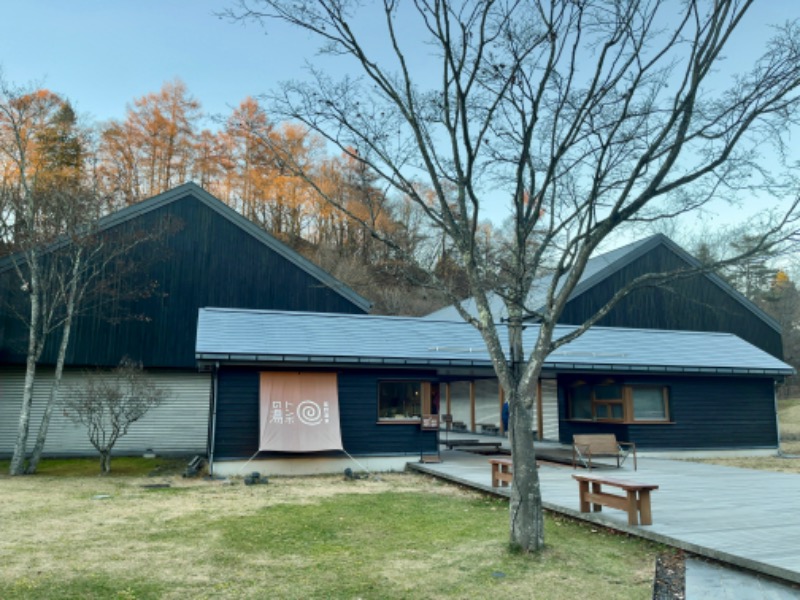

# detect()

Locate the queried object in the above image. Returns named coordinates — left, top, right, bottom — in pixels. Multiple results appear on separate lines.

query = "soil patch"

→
left=653, top=549, right=685, bottom=599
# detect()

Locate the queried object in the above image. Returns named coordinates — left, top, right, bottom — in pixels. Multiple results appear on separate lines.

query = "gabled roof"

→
left=196, top=308, right=793, bottom=377
left=425, top=234, right=780, bottom=333
left=0, top=182, right=371, bottom=313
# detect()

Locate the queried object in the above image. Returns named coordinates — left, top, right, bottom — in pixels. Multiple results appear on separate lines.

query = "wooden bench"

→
left=572, top=474, right=658, bottom=525
left=445, top=439, right=502, bottom=452
left=489, top=458, right=513, bottom=487
left=444, top=438, right=477, bottom=449
left=480, top=423, right=500, bottom=435
left=572, top=434, right=637, bottom=470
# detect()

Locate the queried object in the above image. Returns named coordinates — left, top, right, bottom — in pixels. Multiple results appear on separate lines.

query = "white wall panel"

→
left=540, top=378, right=559, bottom=441
left=0, top=367, right=210, bottom=456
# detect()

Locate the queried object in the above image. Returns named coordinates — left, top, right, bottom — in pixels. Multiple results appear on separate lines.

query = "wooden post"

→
left=498, top=385, right=505, bottom=434
left=445, top=382, right=451, bottom=416
left=578, top=479, right=590, bottom=512
left=626, top=491, right=639, bottom=526
left=470, top=380, right=476, bottom=432
left=591, top=482, right=602, bottom=512
left=639, top=490, right=653, bottom=526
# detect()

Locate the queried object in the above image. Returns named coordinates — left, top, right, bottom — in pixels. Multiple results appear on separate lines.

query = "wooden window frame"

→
left=628, top=386, right=671, bottom=423
left=568, top=380, right=670, bottom=424
left=593, top=383, right=624, bottom=421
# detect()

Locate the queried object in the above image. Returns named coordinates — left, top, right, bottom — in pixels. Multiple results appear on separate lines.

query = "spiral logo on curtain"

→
left=297, top=400, right=329, bottom=426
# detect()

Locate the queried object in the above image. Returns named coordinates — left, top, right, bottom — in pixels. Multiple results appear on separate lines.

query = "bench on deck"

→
left=489, top=458, right=513, bottom=487
left=445, top=439, right=503, bottom=452
left=480, top=423, right=500, bottom=435
left=572, top=434, right=637, bottom=470
left=451, top=421, right=467, bottom=431
left=572, top=474, right=658, bottom=526
left=445, top=438, right=477, bottom=447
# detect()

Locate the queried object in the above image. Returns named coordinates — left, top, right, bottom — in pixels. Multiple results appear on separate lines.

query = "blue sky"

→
left=0, top=1, right=436, bottom=126
left=2, top=1, right=794, bottom=124
left=2, top=1, right=798, bottom=245
left=0, top=1, right=316, bottom=123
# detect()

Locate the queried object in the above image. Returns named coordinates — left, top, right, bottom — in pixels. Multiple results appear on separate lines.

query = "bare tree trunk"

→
left=26, top=348, right=68, bottom=474
left=100, top=451, right=111, bottom=475
left=9, top=259, right=42, bottom=475
left=26, top=250, right=82, bottom=474
left=508, top=390, right=543, bottom=551
left=10, top=343, right=38, bottom=475
left=505, top=307, right=545, bottom=552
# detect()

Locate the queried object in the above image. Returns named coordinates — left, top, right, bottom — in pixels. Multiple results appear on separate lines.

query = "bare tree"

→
left=0, top=77, right=170, bottom=475
left=62, top=358, right=167, bottom=474
left=227, top=0, right=800, bottom=552
left=2, top=194, right=95, bottom=475
left=0, top=77, right=105, bottom=475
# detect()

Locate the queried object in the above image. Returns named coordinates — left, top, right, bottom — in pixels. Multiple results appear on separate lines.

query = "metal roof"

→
left=196, top=308, right=794, bottom=376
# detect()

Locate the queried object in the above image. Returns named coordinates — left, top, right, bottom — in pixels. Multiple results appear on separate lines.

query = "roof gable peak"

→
left=0, top=182, right=371, bottom=312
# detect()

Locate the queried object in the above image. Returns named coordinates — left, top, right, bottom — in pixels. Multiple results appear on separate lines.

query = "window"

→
left=567, top=380, right=669, bottom=423
left=571, top=384, right=592, bottom=420
left=631, top=387, right=669, bottom=421
left=593, top=384, right=624, bottom=421
left=378, top=381, right=438, bottom=422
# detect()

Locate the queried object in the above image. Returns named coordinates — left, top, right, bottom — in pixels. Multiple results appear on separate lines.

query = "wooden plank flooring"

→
left=411, top=447, right=800, bottom=586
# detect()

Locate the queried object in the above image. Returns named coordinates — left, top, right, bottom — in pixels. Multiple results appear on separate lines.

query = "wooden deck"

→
left=411, top=447, right=800, bottom=586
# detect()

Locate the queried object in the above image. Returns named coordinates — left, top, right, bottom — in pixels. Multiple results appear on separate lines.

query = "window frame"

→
left=629, top=385, right=671, bottom=423
left=592, top=383, right=625, bottom=421
left=567, top=379, right=670, bottom=424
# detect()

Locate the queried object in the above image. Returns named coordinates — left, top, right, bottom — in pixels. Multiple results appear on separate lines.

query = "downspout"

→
left=208, top=362, right=219, bottom=476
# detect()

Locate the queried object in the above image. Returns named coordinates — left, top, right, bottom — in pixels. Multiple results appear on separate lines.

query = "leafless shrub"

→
left=62, top=358, right=168, bottom=474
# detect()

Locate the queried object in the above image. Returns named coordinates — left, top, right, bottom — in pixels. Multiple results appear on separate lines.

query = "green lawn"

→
left=0, top=466, right=663, bottom=599
left=0, top=455, right=188, bottom=477
left=780, top=397, right=800, bottom=450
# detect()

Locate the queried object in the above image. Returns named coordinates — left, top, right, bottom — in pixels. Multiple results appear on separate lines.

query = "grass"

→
left=8, top=397, right=794, bottom=597
left=779, top=397, right=800, bottom=447
left=0, top=456, right=188, bottom=477
left=0, top=466, right=663, bottom=599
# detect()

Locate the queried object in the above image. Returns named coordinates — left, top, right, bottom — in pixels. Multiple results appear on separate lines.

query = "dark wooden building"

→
left=428, top=234, right=783, bottom=359
left=196, top=309, right=792, bottom=475
left=211, top=367, right=439, bottom=472
left=557, top=374, right=779, bottom=451
left=0, top=182, right=369, bottom=369
left=0, top=183, right=370, bottom=457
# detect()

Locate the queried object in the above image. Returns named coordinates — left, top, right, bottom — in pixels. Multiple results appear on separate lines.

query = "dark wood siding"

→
left=0, top=193, right=366, bottom=369
left=338, top=370, right=438, bottom=455
left=558, top=375, right=778, bottom=449
left=213, top=369, right=261, bottom=459
left=559, top=245, right=783, bottom=358
left=213, top=367, right=439, bottom=460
